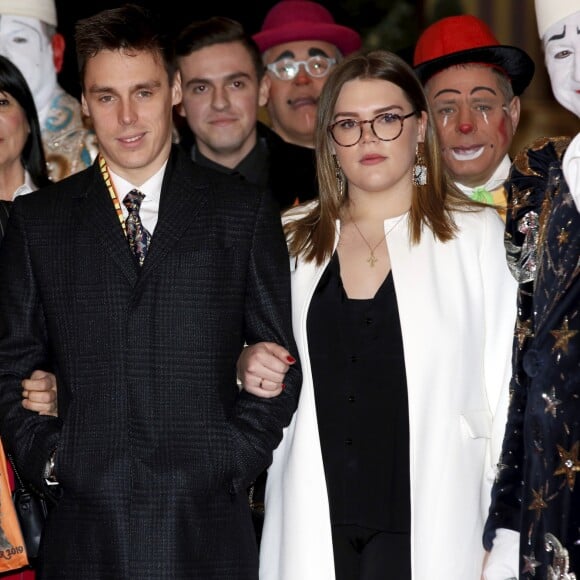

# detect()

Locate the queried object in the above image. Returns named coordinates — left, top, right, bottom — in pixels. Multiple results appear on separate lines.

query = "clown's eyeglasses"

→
left=266, top=56, right=337, bottom=81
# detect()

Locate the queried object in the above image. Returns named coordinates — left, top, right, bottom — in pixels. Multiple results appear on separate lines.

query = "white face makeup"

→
left=0, top=14, right=57, bottom=114
left=543, top=10, right=580, bottom=117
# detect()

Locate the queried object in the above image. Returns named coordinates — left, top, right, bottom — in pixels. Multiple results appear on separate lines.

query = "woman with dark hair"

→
left=238, top=50, right=517, bottom=579
left=0, top=53, right=50, bottom=580
left=0, top=54, right=50, bottom=240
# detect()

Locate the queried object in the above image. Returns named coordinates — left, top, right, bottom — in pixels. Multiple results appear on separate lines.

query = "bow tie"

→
left=470, top=187, right=493, bottom=204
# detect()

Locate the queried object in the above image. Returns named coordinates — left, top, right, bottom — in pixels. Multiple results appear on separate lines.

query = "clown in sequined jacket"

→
left=483, top=136, right=580, bottom=579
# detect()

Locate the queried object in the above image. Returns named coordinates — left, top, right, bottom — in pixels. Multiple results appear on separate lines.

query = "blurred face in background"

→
left=542, top=10, right=580, bottom=118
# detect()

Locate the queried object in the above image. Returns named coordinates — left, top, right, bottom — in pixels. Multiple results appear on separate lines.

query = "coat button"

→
left=522, top=349, right=543, bottom=378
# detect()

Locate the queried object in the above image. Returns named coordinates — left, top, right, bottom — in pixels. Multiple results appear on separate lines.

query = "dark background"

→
left=55, top=0, right=278, bottom=98
left=53, top=0, right=427, bottom=99
left=53, top=0, right=580, bottom=151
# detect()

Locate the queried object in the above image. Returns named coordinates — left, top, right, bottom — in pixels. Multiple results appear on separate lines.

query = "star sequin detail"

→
left=553, top=441, right=580, bottom=491
left=550, top=317, right=578, bottom=355
left=522, top=551, right=542, bottom=576
left=528, top=486, right=548, bottom=520
left=542, top=387, right=562, bottom=418
left=508, top=184, right=534, bottom=221
left=556, top=227, right=569, bottom=246
left=515, top=317, right=533, bottom=350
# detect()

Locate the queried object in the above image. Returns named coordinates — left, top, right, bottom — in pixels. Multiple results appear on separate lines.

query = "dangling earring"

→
left=333, top=154, right=345, bottom=197
left=412, top=143, right=427, bottom=186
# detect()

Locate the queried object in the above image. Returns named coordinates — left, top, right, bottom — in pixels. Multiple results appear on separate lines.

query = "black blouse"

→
left=307, top=252, right=410, bottom=532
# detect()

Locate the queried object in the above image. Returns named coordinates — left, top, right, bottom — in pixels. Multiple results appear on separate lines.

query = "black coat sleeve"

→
left=228, top=187, right=301, bottom=492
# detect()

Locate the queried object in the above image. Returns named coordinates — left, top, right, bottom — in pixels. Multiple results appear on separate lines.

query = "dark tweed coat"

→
left=483, top=137, right=580, bottom=578
left=0, top=146, right=301, bottom=579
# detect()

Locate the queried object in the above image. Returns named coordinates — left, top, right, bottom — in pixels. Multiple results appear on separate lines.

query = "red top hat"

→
left=413, top=15, right=534, bottom=96
left=252, top=0, right=361, bottom=56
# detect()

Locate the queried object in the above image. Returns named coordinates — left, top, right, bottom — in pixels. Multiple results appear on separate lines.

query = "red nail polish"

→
left=281, top=384, right=286, bottom=390
left=286, top=356, right=296, bottom=364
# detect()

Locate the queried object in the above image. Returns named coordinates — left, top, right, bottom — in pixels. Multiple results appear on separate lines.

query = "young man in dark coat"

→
left=0, top=5, right=301, bottom=579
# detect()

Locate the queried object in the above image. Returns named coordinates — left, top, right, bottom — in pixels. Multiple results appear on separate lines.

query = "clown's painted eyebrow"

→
left=432, top=86, right=497, bottom=100
left=547, top=24, right=580, bottom=42
left=548, top=26, right=567, bottom=42
left=271, top=47, right=332, bottom=62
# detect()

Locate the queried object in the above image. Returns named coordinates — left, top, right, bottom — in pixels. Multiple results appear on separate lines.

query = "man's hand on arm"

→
left=22, top=370, right=57, bottom=416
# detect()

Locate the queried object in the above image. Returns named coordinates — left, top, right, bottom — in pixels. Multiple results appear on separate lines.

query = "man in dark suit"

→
left=0, top=4, right=300, bottom=579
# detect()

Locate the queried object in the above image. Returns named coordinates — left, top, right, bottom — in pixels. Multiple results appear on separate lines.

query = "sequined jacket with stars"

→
left=484, top=136, right=580, bottom=579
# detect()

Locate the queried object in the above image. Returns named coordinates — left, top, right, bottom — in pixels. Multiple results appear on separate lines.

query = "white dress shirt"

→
left=108, top=162, right=167, bottom=235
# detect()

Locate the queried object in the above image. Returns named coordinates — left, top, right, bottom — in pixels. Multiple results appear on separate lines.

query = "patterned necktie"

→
left=122, top=189, right=151, bottom=266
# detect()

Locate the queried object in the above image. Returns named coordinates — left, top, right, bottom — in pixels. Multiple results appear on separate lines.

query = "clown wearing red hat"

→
left=253, top=0, right=361, bottom=149
left=413, top=15, right=534, bottom=216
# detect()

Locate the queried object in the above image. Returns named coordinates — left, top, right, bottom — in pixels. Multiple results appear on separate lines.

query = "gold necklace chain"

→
left=347, top=210, right=406, bottom=267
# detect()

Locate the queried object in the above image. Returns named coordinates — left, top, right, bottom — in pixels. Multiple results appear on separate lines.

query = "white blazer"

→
left=260, top=204, right=517, bottom=580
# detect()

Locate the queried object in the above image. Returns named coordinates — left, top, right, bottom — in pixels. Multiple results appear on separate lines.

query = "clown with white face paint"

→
left=541, top=4, right=580, bottom=119
left=0, top=14, right=55, bottom=118
left=413, top=16, right=534, bottom=218
left=0, top=0, right=97, bottom=181
left=483, top=2, right=580, bottom=579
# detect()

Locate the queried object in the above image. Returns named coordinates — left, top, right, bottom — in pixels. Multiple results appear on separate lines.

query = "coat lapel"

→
left=75, top=167, right=139, bottom=285
left=76, top=151, right=209, bottom=286
left=138, top=150, right=208, bottom=282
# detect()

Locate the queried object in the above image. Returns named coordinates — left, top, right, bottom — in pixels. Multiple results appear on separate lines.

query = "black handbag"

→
left=7, top=453, right=49, bottom=562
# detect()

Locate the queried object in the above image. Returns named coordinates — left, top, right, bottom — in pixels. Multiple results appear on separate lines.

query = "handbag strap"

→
left=6, top=452, right=26, bottom=491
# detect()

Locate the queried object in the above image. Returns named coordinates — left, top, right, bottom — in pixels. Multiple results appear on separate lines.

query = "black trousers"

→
left=332, top=524, right=411, bottom=580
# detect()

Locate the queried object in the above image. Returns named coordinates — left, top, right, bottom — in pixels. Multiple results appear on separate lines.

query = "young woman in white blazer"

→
left=238, top=49, right=517, bottom=580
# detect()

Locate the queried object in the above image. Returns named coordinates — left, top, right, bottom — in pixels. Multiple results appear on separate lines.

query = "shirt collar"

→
left=108, top=162, right=167, bottom=205
left=12, top=171, right=36, bottom=200
left=455, top=155, right=512, bottom=198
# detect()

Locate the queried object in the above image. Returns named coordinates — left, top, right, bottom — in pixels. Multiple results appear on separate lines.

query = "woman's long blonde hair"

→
left=285, top=49, right=486, bottom=265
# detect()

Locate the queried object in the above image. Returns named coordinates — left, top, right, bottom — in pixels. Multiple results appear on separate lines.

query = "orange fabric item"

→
left=0, top=441, right=29, bottom=574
